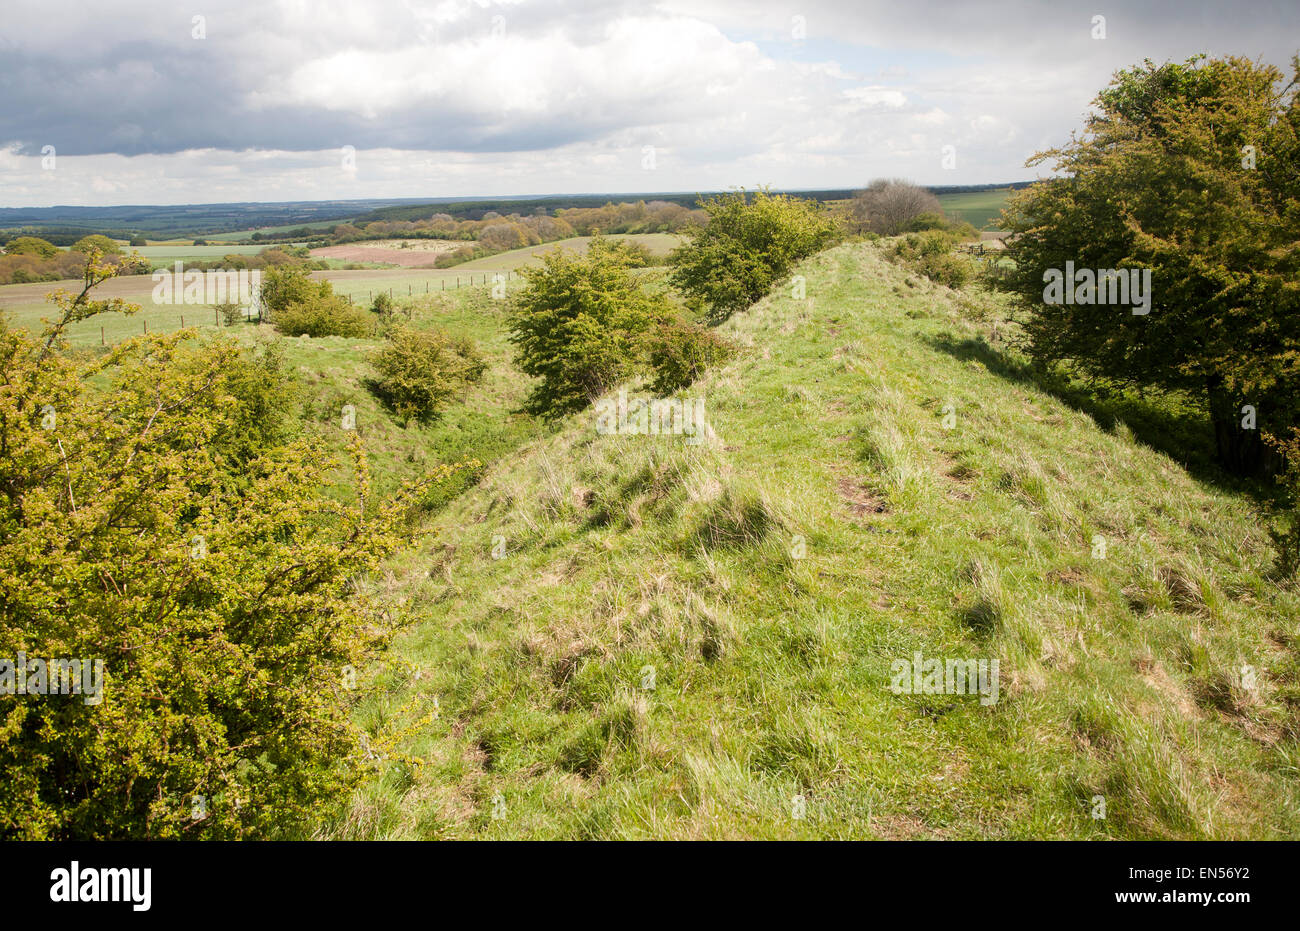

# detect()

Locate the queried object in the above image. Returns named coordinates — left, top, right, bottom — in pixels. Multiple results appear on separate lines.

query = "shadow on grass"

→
left=925, top=332, right=1283, bottom=506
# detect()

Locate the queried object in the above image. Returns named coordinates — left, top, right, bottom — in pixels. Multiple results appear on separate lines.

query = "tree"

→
left=668, top=189, right=839, bottom=321
left=70, top=234, right=121, bottom=255
left=4, top=236, right=59, bottom=258
left=509, top=237, right=673, bottom=417
left=847, top=179, right=943, bottom=236
left=993, top=54, right=1300, bottom=476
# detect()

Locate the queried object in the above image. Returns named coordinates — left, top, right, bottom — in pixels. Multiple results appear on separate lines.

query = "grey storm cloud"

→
left=0, top=0, right=692, bottom=156
left=2, top=0, right=1297, bottom=159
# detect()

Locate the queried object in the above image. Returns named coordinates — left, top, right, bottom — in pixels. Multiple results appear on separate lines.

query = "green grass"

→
left=322, top=240, right=1300, bottom=840
left=453, top=233, right=683, bottom=270
left=129, top=244, right=285, bottom=268
left=938, top=190, right=1015, bottom=230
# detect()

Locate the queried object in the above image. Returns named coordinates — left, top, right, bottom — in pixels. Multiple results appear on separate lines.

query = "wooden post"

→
left=100, top=326, right=104, bottom=346
left=215, top=309, right=219, bottom=326
left=143, top=320, right=148, bottom=334
left=180, top=314, right=184, bottom=328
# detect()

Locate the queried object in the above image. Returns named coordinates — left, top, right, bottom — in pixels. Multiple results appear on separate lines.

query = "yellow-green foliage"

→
left=275, top=293, right=374, bottom=338
left=995, top=54, right=1300, bottom=476
left=669, top=189, right=839, bottom=320
left=890, top=230, right=975, bottom=289
left=0, top=263, right=459, bottom=838
left=509, top=237, right=674, bottom=417
left=368, top=325, right=487, bottom=424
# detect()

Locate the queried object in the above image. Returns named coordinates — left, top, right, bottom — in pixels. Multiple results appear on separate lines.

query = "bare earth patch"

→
left=310, top=240, right=462, bottom=267
left=837, top=477, right=888, bottom=517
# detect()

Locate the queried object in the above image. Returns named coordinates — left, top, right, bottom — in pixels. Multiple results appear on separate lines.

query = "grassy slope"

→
left=327, top=240, right=1300, bottom=840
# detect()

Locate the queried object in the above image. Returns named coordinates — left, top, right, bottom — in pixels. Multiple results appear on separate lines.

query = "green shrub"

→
left=274, top=294, right=373, bottom=338
left=669, top=189, right=839, bottom=320
left=509, top=237, right=673, bottom=417
left=891, top=230, right=974, bottom=289
left=647, top=322, right=736, bottom=394
left=0, top=277, right=451, bottom=838
left=214, top=300, right=245, bottom=326
left=368, top=326, right=486, bottom=423
left=3, top=236, right=59, bottom=258
left=259, top=265, right=328, bottom=318
left=995, top=54, right=1300, bottom=476
left=70, top=234, right=121, bottom=255
left=371, top=292, right=395, bottom=319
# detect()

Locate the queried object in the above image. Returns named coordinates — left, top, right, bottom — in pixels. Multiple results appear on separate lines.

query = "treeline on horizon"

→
left=0, top=182, right=1033, bottom=247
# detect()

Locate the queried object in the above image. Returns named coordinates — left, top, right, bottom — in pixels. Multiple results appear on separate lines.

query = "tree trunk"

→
left=1207, top=382, right=1282, bottom=478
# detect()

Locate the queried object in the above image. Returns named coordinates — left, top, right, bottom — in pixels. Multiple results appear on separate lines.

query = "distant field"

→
left=938, top=189, right=1015, bottom=230
left=0, top=234, right=676, bottom=345
left=309, top=239, right=462, bottom=267
left=0, top=265, right=523, bottom=347
left=130, top=244, right=275, bottom=268
left=455, top=233, right=683, bottom=270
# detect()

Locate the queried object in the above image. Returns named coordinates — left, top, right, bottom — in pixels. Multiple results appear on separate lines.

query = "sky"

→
left=0, top=0, right=1296, bottom=207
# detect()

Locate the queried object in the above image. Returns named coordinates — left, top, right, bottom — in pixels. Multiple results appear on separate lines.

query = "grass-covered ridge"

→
left=330, top=240, right=1300, bottom=840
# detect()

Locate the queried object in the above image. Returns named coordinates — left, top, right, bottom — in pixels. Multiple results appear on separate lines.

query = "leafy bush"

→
left=647, top=322, right=736, bottom=394
left=669, top=189, right=838, bottom=320
left=1265, top=429, right=1300, bottom=577
left=3, top=236, right=59, bottom=258
left=214, top=300, right=245, bottom=326
left=368, top=325, right=486, bottom=423
left=274, top=294, right=373, bottom=338
left=510, top=237, right=673, bottom=417
left=371, top=292, right=395, bottom=319
left=891, top=230, right=974, bottom=289
left=70, top=234, right=121, bottom=255
left=994, top=54, right=1300, bottom=476
left=258, top=265, right=328, bottom=318
left=0, top=270, right=453, bottom=838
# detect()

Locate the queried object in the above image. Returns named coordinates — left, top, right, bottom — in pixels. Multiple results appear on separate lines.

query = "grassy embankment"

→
left=325, top=239, right=1300, bottom=840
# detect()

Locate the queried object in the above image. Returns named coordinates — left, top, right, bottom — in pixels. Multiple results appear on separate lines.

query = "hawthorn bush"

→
left=647, top=322, right=736, bottom=394
left=0, top=258, right=452, bottom=838
left=669, top=189, right=839, bottom=320
left=368, top=325, right=486, bottom=424
left=993, top=53, right=1300, bottom=476
left=274, top=293, right=374, bottom=338
left=509, top=237, right=673, bottom=417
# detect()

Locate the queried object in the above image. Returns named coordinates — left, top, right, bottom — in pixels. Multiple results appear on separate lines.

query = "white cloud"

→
left=0, top=0, right=1295, bottom=205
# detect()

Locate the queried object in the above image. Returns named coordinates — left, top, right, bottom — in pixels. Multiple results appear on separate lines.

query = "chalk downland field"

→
left=318, top=240, right=1300, bottom=840
left=309, top=239, right=464, bottom=267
